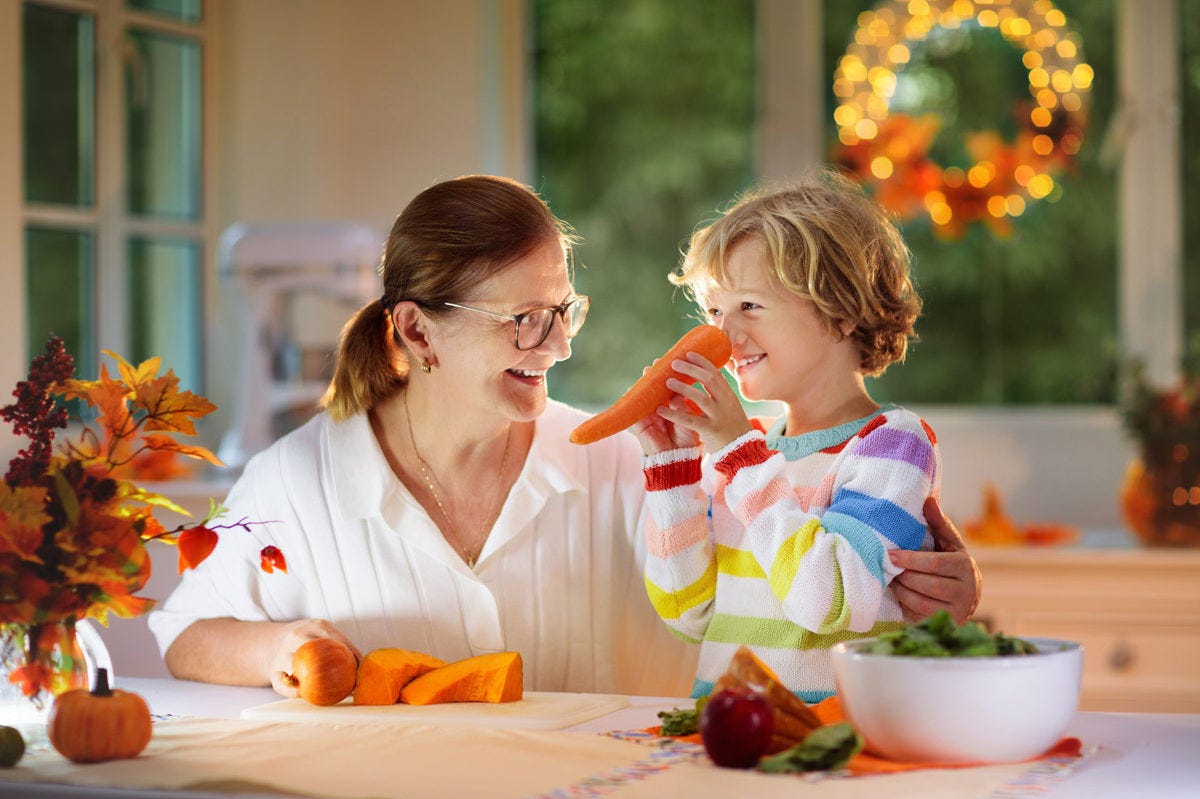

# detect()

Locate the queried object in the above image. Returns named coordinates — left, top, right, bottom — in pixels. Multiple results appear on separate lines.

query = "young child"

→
left=634, top=169, right=940, bottom=702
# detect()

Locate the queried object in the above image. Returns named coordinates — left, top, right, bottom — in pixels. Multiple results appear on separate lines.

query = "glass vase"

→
left=0, top=619, right=112, bottom=745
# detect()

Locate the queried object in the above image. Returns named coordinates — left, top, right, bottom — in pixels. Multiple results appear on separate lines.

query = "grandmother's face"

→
left=435, top=239, right=577, bottom=424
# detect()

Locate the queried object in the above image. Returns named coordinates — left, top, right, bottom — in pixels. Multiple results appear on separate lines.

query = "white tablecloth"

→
left=0, top=678, right=1197, bottom=799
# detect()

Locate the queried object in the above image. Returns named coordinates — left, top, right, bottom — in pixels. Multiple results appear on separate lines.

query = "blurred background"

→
left=2, top=0, right=1198, bottom=710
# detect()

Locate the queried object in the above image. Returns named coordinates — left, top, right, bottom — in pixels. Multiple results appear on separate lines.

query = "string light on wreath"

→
left=832, top=0, right=1092, bottom=239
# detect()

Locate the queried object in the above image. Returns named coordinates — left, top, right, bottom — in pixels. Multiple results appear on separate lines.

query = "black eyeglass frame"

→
left=442, top=295, right=590, bottom=351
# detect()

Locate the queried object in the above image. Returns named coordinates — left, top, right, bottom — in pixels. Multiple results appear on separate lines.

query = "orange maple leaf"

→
left=132, top=373, right=217, bottom=436
left=112, top=352, right=162, bottom=393
left=139, top=433, right=224, bottom=467
left=0, top=484, right=51, bottom=561
left=85, top=585, right=156, bottom=625
left=60, top=364, right=134, bottom=443
left=8, top=661, right=54, bottom=698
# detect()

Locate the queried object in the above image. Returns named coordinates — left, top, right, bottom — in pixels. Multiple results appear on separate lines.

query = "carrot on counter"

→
left=569, top=324, right=732, bottom=445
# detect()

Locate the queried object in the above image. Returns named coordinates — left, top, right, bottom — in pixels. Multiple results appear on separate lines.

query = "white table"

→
left=1, top=678, right=1197, bottom=798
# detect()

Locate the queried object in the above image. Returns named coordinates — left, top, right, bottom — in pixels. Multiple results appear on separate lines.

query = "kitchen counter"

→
left=972, top=544, right=1200, bottom=712
left=1, top=678, right=1197, bottom=798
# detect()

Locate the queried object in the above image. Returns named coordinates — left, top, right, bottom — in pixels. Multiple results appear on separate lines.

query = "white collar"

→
left=324, top=400, right=591, bottom=523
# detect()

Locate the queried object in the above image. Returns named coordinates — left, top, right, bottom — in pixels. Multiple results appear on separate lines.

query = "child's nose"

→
left=715, top=317, right=741, bottom=342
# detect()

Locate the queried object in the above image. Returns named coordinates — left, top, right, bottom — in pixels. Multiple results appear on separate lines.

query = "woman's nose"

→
left=538, top=316, right=573, bottom=361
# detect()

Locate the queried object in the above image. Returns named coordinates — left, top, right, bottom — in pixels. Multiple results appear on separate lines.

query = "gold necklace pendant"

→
left=403, top=391, right=511, bottom=568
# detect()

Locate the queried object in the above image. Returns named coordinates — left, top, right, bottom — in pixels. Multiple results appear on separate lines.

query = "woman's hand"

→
left=889, top=497, right=983, bottom=624
left=268, top=618, right=362, bottom=697
left=654, top=352, right=752, bottom=453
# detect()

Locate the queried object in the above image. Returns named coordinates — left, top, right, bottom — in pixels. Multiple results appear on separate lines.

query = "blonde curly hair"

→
left=672, top=168, right=920, bottom=376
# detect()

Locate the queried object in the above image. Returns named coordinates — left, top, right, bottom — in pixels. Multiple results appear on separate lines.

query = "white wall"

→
left=205, top=0, right=529, bottom=444
left=0, top=0, right=528, bottom=677
left=919, top=407, right=1134, bottom=531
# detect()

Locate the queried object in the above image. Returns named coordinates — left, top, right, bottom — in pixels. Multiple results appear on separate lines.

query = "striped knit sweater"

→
left=641, top=406, right=941, bottom=702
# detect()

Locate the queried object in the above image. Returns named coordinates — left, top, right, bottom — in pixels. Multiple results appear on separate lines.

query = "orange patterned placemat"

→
left=638, top=695, right=1082, bottom=776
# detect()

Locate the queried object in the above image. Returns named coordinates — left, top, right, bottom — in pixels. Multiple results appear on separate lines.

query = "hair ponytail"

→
left=320, top=300, right=407, bottom=421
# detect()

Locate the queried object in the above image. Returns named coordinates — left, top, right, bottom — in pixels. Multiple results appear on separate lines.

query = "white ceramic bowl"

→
left=830, top=637, right=1083, bottom=764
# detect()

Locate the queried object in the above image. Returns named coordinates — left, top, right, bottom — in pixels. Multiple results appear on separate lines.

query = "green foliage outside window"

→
left=534, top=0, right=756, bottom=408
left=535, top=0, right=1119, bottom=409
left=823, top=0, right=1118, bottom=404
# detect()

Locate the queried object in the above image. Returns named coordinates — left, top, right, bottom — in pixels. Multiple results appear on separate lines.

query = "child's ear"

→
left=838, top=319, right=856, bottom=338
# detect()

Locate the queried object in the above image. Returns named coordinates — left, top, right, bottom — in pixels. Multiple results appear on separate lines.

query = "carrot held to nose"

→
left=569, top=325, right=732, bottom=445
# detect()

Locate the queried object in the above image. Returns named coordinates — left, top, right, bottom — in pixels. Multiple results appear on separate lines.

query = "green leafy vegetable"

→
left=756, top=723, right=863, bottom=773
left=864, top=609, right=1038, bottom=657
left=657, top=696, right=707, bottom=736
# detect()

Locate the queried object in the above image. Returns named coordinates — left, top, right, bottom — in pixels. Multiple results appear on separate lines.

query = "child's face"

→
left=701, top=237, right=862, bottom=406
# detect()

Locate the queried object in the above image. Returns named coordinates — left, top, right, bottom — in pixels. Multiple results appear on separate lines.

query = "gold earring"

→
left=420, top=360, right=432, bottom=374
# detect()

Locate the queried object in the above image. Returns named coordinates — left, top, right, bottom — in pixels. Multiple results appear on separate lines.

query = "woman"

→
left=148, top=175, right=979, bottom=698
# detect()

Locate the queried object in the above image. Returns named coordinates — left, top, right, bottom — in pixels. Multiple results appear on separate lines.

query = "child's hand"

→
left=657, top=351, right=752, bottom=452
left=630, top=359, right=700, bottom=455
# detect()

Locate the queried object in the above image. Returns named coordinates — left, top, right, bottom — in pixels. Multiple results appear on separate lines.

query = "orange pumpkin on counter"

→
left=48, top=668, right=152, bottom=763
left=353, top=648, right=446, bottom=705
left=400, top=651, right=523, bottom=705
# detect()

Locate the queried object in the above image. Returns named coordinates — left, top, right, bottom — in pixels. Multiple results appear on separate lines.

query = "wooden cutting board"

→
left=240, top=691, right=630, bottom=731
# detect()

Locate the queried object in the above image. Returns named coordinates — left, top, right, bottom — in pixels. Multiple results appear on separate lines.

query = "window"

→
left=533, top=0, right=1190, bottom=412
left=823, top=0, right=1117, bottom=405
left=534, top=0, right=756, bottom=407
left=22, top=0, right=205, bottom=390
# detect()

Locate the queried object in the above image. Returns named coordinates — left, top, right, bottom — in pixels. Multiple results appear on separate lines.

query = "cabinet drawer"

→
left=1004, top=615, right=1200, bottom=711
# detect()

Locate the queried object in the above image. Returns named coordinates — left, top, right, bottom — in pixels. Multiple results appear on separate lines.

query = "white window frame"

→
left=15, top=0, right=213, bottom=378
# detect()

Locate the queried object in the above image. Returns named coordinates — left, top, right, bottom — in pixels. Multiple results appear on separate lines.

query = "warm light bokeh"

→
left=831, top=0, right=1090, bottom=239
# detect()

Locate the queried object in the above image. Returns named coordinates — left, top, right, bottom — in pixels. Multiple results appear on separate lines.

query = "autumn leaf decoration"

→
left=0, top=336, right=285, bottom=634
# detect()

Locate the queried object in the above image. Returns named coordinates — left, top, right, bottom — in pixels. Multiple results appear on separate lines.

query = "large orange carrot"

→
left=569, top=325, right=732, bottom=445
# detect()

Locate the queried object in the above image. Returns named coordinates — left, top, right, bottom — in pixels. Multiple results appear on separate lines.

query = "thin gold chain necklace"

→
left=403, top=391, right=511, bottom=569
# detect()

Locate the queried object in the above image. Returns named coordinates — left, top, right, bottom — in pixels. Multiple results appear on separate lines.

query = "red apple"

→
left=699, top=687, right=775, bottom=768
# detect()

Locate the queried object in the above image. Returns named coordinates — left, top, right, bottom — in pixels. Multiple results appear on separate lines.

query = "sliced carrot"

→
left=569, top=324, right=732, bottom=445
left=352, top=648, right=446, bottom=705
left=399, top=652, right=523, bottom=705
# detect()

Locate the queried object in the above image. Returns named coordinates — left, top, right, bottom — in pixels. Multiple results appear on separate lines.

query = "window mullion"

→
left=1119, top=0, right=1183, bottom=386
left=756, top=0, right=824, bottom=179
left=93, top=0, right=128, bottom=357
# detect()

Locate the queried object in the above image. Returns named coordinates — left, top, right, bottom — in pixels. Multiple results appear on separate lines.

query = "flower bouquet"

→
left=0, top=336, right=284, bottom=706
left=1119, top=360, right=1200, bottom=546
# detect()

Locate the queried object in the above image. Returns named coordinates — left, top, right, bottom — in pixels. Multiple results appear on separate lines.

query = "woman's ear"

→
left=392, top=302, right=436, bottom=366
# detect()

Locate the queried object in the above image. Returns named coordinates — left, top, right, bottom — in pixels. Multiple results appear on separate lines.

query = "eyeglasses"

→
left=443, top=295, right=590, bottom=350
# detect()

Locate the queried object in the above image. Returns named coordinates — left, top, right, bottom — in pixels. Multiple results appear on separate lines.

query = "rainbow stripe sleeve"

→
left=641, top=446, right=716, bottom=643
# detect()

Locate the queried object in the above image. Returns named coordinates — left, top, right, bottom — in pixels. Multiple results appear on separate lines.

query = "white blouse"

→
left=147, top=401, right=696, bottom=697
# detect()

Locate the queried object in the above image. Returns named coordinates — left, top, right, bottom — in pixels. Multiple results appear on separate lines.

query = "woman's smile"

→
left=506, top=367, right=548, bottom=386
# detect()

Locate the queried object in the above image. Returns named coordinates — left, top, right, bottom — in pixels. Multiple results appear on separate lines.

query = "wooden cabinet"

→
left=972, top=547, right=1200, bottom=713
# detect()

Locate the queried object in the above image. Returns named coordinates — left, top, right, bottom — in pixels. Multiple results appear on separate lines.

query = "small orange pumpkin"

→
left=48, top=668, right=152, bottom=763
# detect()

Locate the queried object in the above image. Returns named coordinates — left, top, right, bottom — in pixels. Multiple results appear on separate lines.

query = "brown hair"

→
left=672, top=168, right=920, bottom=376
left=321, top=175, right=576, bottom=420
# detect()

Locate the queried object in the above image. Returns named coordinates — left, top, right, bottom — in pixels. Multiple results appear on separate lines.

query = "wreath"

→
left=831, top=0, right=1092, bottom=239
